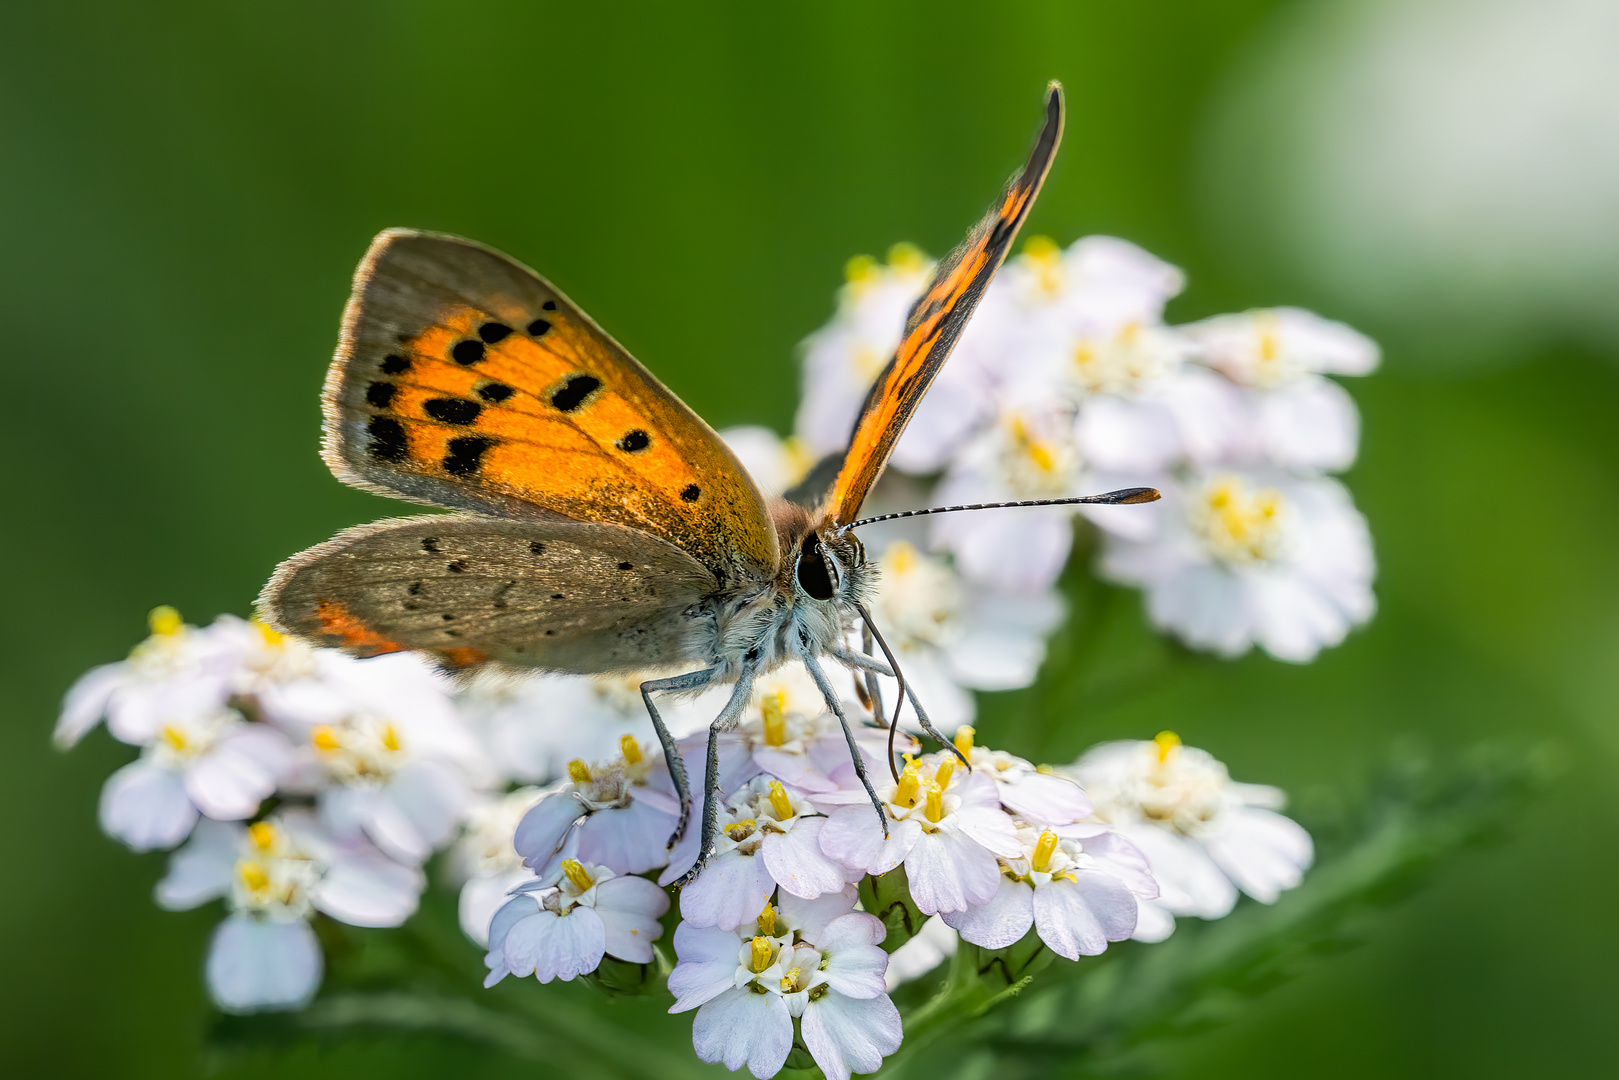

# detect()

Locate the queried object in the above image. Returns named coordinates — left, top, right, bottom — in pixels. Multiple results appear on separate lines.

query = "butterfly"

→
left=261, top=81, right=1157, bottom=883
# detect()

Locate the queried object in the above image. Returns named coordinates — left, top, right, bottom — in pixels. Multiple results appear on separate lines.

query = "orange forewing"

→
left=826, top=83, right=1065, bottom=525
left=323, top=231, right=778, bottom=585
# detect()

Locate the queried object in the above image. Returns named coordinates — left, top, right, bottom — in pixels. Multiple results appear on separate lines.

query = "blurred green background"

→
left=4, top=1, right=1616, bottom=1076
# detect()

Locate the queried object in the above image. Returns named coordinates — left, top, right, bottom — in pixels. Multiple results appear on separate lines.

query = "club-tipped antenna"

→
left=854, top=601, right=908, bottom=782
left=841, top=487, right=1160, bottom=531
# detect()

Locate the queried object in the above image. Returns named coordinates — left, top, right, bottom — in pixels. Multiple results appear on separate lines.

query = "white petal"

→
left=953, top=807, right=1025, bottom=860
left=904, top=831, right=1001, bottom=914
left=1032, top=871, right=1137, bottom=959
left=762, top=818, right=851, bottom=899
left=54, top=663, right=125, bottom=748
left=314, top=848, right=423, bottom=927
left=776, top=886, right=860, bottom=943
left=940, top=875, right=1034, bottom=950
left=535, top=907, right=607, bottom=983
left=668, top=923, right=746, bottom=1012
left=594, top=875, right=670, bottom=963
left=514, top=792, right=584, bottom=866
left=802, top=992, right=903, bottom=1080
left=679, top=849, right=777, bottom=931
left=185, top=726, right=290, bottom=820
left=206, top=916, right=322, bottom=1013
left=460, top=869, right=533, bottom=947
left=997, top=772, right=1092, bottom=825
left=577, top=799, right=677, bottom=875
left=1117, top=824, right=1236, bottom=919
left=819, top=806, right=917, bottom=876
left=99, top=760, right=198, bottom=851
left=1203, top=807, right=1313, bottom=903
left=814, top=913, right=890, bottom=999
left=692, top=987, right=793, bottom=1078
left=1130, top=899, right=1178, bottom=943
left=154, top=818, right=242, bottom=910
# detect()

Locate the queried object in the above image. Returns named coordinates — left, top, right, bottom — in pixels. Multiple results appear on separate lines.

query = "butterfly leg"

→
left=670, top=657, right=761, bottom=889
left=802, top=651, right=889, bottom=840
left=640, top=667, right=718, bottom=848
left=831, top=646, right=968, bottom=768
left=860, top=623, right=885, bottom=731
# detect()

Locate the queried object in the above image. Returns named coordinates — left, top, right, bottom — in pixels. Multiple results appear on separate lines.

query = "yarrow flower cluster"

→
left=56, top=229, right=1357, bottom=1075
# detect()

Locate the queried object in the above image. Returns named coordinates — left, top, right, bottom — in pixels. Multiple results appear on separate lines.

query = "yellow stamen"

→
left=780, top=967, right=803, bottom=992
left=953, top=726, right=975, bottom=757
left=767, top=780, right=794, bottom=821
left=237, top=861, right=269, bottom=893
left=560, top=858, right=594, bottom=892
left=887, top=242, right=927, bottom=274
left=1155, top=731, right=1181, bottom=764
left=160, top=724, right=187, bottom=752
left=933, top=756, right=956, bottom=791
left=380, top=724, right=401, bottom=753
left=756, top=902, right=776, bottom=937
left=885, top=540, right=918, bottom=575
left=844, top=253, right=878, bottom=284
left=252, top=618, right=283, bottom=647
left=761, top=692, right=787, bottom=747
left=724, top=818, right=757, bottom=842
left=311, top=726, right=341, bottom=752
left=567, top=758, right=591, bottom=784
left=894, top=762, right=921, bottom=808
left=148, top=605, right=182, bottom=637
left=923, top=782, right=945, bottom=823
left=1023, top=234, right=1059, bottom=260
left=750, top=936, right=775, bottom=973
left=1032, top=830, right=1059, bottom=874
left=1258, top=327, right=1280, bottom=363
left=619, top=735, right=642, bottom=765
left=248, top=821, right=277, bottom=850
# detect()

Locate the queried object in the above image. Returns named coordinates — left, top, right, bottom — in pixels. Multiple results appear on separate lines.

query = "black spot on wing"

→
left=477, top=382, right=515, bottom=404
left=541, top=300, right=557, bottom=311
left=366, top=381, right=398, bottom=408
left=451, top=339, right=485, bottom=365
left=424, top=398, right=483, bottom=424
left=551, top=375, right=600, bottom=412
left=529, top=541, right=546, bottom=555
left=618, top=562, right=633, bottom=571
left=443, top=435, right=495, bottom=476
left=447, top=560, right=467, bottom=573
left=617, top=429, right=650, bottom=453
left=421, top=538, right=439, bottom=554
left=367, top=417, right=408, bottom=462
left=528, top=318, right=552, bottom=337
left=681, top=484, right=701, bottom=502
left=478, top=322, right=513, bottom=343
left=380, top=354, right=410, bottom=374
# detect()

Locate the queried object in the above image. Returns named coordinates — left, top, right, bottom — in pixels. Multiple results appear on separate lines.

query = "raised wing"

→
left=825, top=82, right=1064, bottom=526
left=261, top=514, right=715, bottom=673
left=323, top=230, right=778, bottom=585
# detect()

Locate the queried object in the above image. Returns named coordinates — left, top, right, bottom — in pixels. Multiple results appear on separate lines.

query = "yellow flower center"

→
left=893, top=762, right=922, bottom=808
left=380, top=724, right=401, bottom=753
left=767, top=781, right=794, bottom=821
left=619, top=735, right=641, bottom=765
left=1154, top=730, right=1181, bottom=764
left=750, top=936, right=776, bottom=974
left=248, top=821, right=278, bottom=851
left=160, top=724, right=188, bottom=752
left=933, top=757, right=956, bottom=792
left=756, top=902, right=777, bottom=937
left=148, top=605, right=183, bottom=637
left=954, top=726, right=975, bottom=757
left=237, top=861, right=270, bottom=895
left=252, top=618, right=283, bottom=647
left=1032, top=830, right=1059, bottom=874
left=761, top=692, right=787, bottom=747
left=560, top=858, right=594, bottom=892
left=1191, top=475, right=1286, bottom=566
left=725, top=819, right=758, bottom=842
left=311, top=726, right=342, bottom=753
left=923, top=782, right=946, bottom=823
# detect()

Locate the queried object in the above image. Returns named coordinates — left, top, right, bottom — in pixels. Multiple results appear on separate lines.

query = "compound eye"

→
left=796, top=534, right=836, bottom=601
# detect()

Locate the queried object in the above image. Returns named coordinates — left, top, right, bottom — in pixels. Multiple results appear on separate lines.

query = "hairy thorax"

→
left=690, top=499, right=876, bottom=683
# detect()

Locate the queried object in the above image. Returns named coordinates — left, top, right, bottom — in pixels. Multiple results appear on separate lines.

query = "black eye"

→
left=796, top=534, right=836, bottom=601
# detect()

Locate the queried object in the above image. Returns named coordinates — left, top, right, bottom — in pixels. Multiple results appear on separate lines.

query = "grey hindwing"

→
left=260, top=513, right=716, bottom=674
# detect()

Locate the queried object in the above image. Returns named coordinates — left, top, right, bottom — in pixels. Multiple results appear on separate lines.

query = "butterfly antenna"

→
left=854, top=602, right=908, bottom=782
left=841, top=487, right=1160, bottom=530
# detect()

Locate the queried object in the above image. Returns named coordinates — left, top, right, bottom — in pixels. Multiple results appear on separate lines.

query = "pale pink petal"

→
left=668, top=923, right=745, bottom=1012
left=952, top=807, right=1024, bottom=860
left=777, top=886, right=859, bottom=943
left=1032, top=870, right=1137, bottom=960
left=185, top=727, right=290, bottom=820
left=802, top=992, right=903, bottom=1080
left=514, top=792, right=584, bottom=867
left=314, top=849, right=423, bottom=927
left=692, top=987, right=793, bottom=1078
left=814, top=914, right=890, bottom=999
left=820, top=806, right=918, bottom=875
left=206, top=916, right=322, bottom=1013
left=99, top=760, right=197, bottom=851
left=679, top=849, right=777, bottom=931
left=904, top=831, right=1001, bottom=914
left=577, top=799, right=676, bottom=875
left=54, top=663, right=124, bottom=748
left=154, top=818, right=241, bottom=910
left=594, top=876, right=669, bottom=963
left=940, top=875, right=1033, bottom=949
left=997, top=772, right=1092, bottom=825
left=534, top=907, right=608, bottom=983
left=763, top=818, right=850, bottom=899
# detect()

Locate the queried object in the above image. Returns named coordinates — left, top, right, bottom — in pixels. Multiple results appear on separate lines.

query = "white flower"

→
left=669, top=888, right=901, bottom=1080
left=156, top=812, right=424, bottom=1011
left=882, top=916, right=958, bottom=990
left=862, top=539, right=1065, bottom=732
left=98, top=706, right=293, bottom=851
left=940, top=823, right=1155, bottom=960
left=674, top=777, right=857, bottom=930
left=513, top=737, right=681, bottom=878
left=451, top=787, right=547, bottom=946
left=56, top=607, right=248, bottom=749
left=1096, top=468, right=1375, bottom=662
left=271, top=651, right=480, bottom=864
left=1064, top=733, right=1313, bottom=941
left=816, top=752, right=1021, bottom=915
left=1182, top=307, right=1379, bottom=390
left=731, top=663, right=901, bottom=796
left=483, top=858, right=668, bottom=986
left=948, top=726, right=1091, bottom=826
